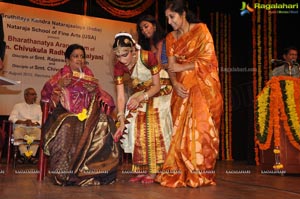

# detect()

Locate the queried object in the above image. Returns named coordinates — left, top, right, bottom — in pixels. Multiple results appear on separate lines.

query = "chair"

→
left=1, top=120, right=12, bottom=167
left=3, top=120, right=41, bottom=168
left=37, top=102, right=50, bottom=181
left=0, top=120, right=7, bottom=161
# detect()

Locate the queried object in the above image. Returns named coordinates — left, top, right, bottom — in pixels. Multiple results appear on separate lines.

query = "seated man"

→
left=8, top=88, right=42, bottom=164
left=271, top=46, right=299, bottom=78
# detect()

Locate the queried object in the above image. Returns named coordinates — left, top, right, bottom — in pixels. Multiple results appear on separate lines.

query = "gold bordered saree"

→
left=114, top=50, right=173, bottom=174
left=156, top=23, right=223, bottom=188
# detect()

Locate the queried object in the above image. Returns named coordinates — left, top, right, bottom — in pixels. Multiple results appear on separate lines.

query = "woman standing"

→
left=112, top=33, right=173, bottom=183
left=155, top=0, right=223, bottom=188
left=137, top=15, right=167, bottom=68
left=41, top=44, right=120, bottom=186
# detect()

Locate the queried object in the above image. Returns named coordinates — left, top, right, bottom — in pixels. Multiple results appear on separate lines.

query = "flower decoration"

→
left=256, top=86, right=271, bottom=146
left=280, top=80, right=300, bottom=146
left=273, top=164, right=284, bottom=170
left=24, top=150, right=33, bottom=158
left=77, top=108, right=88, bottom=121
left=24, top=135, right=34, bottom=145
left=255, top=77, right=300, bottom=166
left=273, top=148, right=280, bottom=154
left=116, top=121, right=120, bottom=128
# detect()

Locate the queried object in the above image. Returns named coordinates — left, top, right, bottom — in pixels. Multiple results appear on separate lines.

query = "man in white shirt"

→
left=9, top=88, right=42, bottom=164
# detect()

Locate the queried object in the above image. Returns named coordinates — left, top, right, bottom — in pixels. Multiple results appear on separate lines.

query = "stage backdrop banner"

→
left=0, top=2, right=136, bottom=115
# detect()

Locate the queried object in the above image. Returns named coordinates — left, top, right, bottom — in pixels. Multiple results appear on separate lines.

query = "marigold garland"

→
left=256, top=86, right=271, bottom=146
left=227, top=14, right=233, bottom=160
left=212, top=12, right=232, bottom=160
left=256, top=0, right=262, bottom=93
left=263, top=1, right=268, bottom=84
left=255, top=77, right=300, bottom=166
left=280, top=80, right=300, bottom=148
left=252, top=0, right=258, bottom=165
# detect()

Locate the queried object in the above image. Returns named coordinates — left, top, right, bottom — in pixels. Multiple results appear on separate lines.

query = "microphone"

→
left=271, top=59, right=288, bottom=66
left=291, top=60, right=299, bottom=67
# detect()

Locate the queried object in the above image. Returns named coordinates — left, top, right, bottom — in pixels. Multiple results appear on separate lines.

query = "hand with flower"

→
left=24, top=135, right=34, bottom=145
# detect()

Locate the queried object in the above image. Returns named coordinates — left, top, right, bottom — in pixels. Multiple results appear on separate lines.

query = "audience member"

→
left=9, top=87, right=42, bottom=164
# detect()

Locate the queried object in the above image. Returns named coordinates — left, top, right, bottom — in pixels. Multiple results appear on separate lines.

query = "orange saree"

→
left=156, top=23, right=223, bottom=188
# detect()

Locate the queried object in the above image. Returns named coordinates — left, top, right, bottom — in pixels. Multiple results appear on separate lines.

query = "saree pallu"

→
left=43, top=98, right=120, bottom=186
left=156, top=23, right=223, bottom=188
left=41, top=65, right=115, bottom=115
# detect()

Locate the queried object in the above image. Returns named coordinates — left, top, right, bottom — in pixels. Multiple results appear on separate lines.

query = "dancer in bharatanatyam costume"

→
left=112, top=33, right=173, bottom=184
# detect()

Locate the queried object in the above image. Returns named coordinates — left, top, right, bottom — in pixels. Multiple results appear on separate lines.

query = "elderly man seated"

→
left=9, top=88, right=42, bottom=164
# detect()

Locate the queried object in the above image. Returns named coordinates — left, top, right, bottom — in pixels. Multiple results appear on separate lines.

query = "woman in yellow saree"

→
left=156, top=0, right=223, bottom=188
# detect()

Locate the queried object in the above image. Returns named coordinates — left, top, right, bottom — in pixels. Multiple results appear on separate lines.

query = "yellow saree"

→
left=156, top=23, right=223, bottom=188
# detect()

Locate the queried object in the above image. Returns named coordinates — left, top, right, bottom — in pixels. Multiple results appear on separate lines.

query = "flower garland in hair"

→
left=115, top=32, right=141, bottom=50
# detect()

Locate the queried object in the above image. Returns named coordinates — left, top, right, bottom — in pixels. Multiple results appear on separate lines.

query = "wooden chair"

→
left=0, top=120, right=8, bottom=162
left=37, top=102, right=50, bottom=181
left=1, top=120, right=12, bottom=167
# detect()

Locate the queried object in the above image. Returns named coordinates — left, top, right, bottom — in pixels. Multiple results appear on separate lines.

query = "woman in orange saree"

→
left=155, top=0, right=223, bottom=188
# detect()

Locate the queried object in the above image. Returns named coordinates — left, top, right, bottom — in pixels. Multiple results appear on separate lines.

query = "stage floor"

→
left=0, top=160, right=299, bottom=199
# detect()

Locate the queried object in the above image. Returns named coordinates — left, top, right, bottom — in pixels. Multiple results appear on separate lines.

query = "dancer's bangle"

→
left=143, top=92, right=149, bottom=101
left=117, top=112, right=125, bottom=119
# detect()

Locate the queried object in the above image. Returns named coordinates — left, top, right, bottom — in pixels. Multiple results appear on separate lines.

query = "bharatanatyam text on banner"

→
left=0, top=2, right=136, bottom=115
